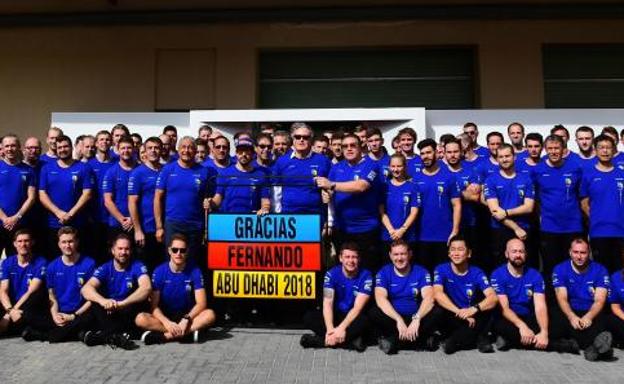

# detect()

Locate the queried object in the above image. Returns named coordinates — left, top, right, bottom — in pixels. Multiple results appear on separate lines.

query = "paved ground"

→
left=0, top=328, right=623, bottom=384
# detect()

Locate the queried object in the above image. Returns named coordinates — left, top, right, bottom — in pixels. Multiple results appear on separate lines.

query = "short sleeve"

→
left=532, top=271, right=545, bottom=294
left=475, top=269, right=491, bottom=291
left=433, top=266, right=444, bottom=285
left=102, top=167, right=115, bottom=194
left=192, top=267, right=205, bottom=290
left=490, top=271, right=504, bottom=295
left=419, top=269, right=432, bottom=287
left=449, top=174, right=461, bottom=199
left=523, top=177, right=535, bottom=199
left=0, top=259, right=8, bottom=280
left=38, top=165, right=49, bottom=191
left=362, top=161, right=378, bottom=184
left=483, top=176, right=496, bottom=200
left=128, top=169, right=141, bottom=196
left=359, top=270, right=373, bottom=295
left=375, top=268, right=389, bottom=290
left=82, top=166, right=94, bottom=190
left=410, top=183, right=420, bottom=208
left=152, top=268, right=164, bottom=291
left=552, top=265, right=564, bottom=288
left=46, top=262, right=56, bottom=288
left=323, top=269, right=334, bottom=290
left=92, top=264, right=106, bottom=282
left=155, top=166, right=170, bottom=191
left=579, top=173, right=590, bottom=199
left=26, top=167, right=36, bottom=188
left=597, top=266, right=610, bottom=289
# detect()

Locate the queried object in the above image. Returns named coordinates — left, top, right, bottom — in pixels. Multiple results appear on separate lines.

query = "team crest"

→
left=412, top=287, right=420, bottom=299
left=126, top=281, right=133, bottom=289
left=384, top=169, right=389, bottom=177
left=437, top=185, right=444, bottom=194
left=466, top=288, right=473, bottom=298
left=403, top=195, right=410, bottom=204
left=72, top=175, right=78, bottom=183
left=526, top=289, right=533, bottom=297
left=618, top=182, right=624, bottom=191
left=354, top=174, right=360, bottom=181
left=564, top=178, right=572, bottom=186
left=78, top=277, right=84, bottom=286
left=588, top=286, right=596, bottom=296
left=518, top=189, right=525, bottom=198
left=311, top=169, right=318, bottom=176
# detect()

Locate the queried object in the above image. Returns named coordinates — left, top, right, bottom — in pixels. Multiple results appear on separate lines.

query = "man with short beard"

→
left=272, top=130, right=291, bottom=159
left=462, top=122, right=489, bottom=158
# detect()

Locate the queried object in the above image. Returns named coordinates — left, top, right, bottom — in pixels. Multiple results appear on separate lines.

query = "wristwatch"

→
left=412, top=313, right=420, bottom=321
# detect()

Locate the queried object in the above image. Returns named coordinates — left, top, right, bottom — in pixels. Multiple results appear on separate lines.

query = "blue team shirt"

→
left=0, top=161, right=35, bottom=222
left=329, top=157, right=381, bottom=234
left=515, top=158, right=538, bottom=178
left=127, top=164, right=160, bottom=233
left=156, top=161, right=216, bottom=229
left=484, top=172, right=535, bottom=229
left=152, top=262, right=204, bottom=314
left=272, top=151, right=331, bottom=214
left=215, top=165, right=270, bottom=213
left=92, top=260, right=148, bottom=301
left=201, top=157, right=231, bottom=176
left=102, top=163, right=135, bottom=228
left=39, top=153, right=56, bottom=165
left=613, top=152, right=624, bottom=170
left=531, top=159, right=583, bottom=233
left=370, top=153, right=391, bottom=182
left=434, top=263, right=491, bottom=308
left=608, top=270, right=624, bottom=306
left=406, top=155, right=423, bottom=178
left=474, top=157, right=499, bottom=184
left=47, top=255, right=96, bottom=313
left=453, top=162, right=479, bottom=228
left=381, top=180, right=420, bottom=241
left=39, top=161, right=94, bottom=228
left=474, top=146, right=490, bottom=158
left=323, top=265, right=373, bottom=314
left=580, top=165, right=624, bottom=238
left=87, top=157, right=116, bottom=224
left=552, top=260, right=609, bottom=312
left=0, top=255, right=46, bottom=302
left=376, top=263, right=431, bottom=316
left=577, top=155, right=598, bottom=171
left=413, top=166, right=460, bottom=242
left=490, top=265, right=545, bottom=316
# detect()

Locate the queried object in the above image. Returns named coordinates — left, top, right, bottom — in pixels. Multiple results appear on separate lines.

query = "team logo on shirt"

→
left=588, top=286, right=595, bottom=296
left=354, top=174, right=360, bottom=181
left=72, top=175, right=78, bottom=184
left=526, top=288, right=533, bottom=297
left=126, top=279, right=134, bottom=290
left=466, top=288, right=473, bottom=298
left=412, top=287, right=420, bottom=299
left=564, top=177, right=572, bottom=187
left=78, top=277, right=85, bottom=286
left=517, top=188, right=525, bottom=198
left=185, top=279, right=193, bottom=292
left=364, top=280, right=372, bottom=292
left=383, top=168, right=389, bottom=178
left=403, top=195, right=410, bottom=204
left=311, top=169, right=318, bottom=176
left=437, top=185, right=444, bottom=195
left=194, top=177, right=202, bottom=190
left=21, top=174, right=27, bottom=183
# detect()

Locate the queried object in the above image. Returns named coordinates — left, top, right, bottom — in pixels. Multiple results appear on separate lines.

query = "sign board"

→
left=208, top=213, right=321, bottom=299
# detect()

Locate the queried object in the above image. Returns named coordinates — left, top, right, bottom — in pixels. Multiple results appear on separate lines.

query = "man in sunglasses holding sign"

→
left=135, top=234, right=216, bottom=344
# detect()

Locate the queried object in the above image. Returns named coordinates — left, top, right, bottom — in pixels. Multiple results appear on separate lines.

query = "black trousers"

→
left=494, top=313, right=553, bottom=350
left=540, top=232, right=584, bottom=280
left=590, top=237, right=624, bottom=273
left=431, top=306, right=492, bottom=350
left=606, top=312, right=624, bottom=345
left=549, top=306, right=607, bottom=349
left=0, top=288, right=50, bottom=334
left=83, top=301, right=146, bottom=336
left=333, top=229, right=381, bottom=273
left=0, top=225, right=23, bottom=258
left=303, top=308, right=369, bottom=343
left=368, top=306, right=437, bottom=347
left=416, top=241, right=447, bottom=273
left=135, top=232, right=166, bottom=273
left=462, top=225, right=486, bottom=271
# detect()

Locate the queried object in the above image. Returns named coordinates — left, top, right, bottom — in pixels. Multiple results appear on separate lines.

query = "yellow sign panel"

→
left=213, top=270, right=315, bottom=299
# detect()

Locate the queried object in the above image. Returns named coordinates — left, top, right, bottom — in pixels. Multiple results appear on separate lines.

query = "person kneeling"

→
left=368, top=240, right=437, bottom=355
left=135, top=234, right=215, bottom=344
left=301, top=242, right=372, bottom=352
left=79, top=233, right=151, bottom=350
left=432, top=235, right=498, bottom=354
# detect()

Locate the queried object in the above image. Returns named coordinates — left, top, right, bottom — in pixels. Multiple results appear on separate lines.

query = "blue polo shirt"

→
left=474, top=157, right=499, bottom=184
left=490, top=265, right=545, bottom=317
left=215, top=165, right=270, bottom=213
left=86, top=157, right=116, bottom=224
left=376, top=263, right=431, bottom=316
left=515, top=158, right=539, bottom=178
left=0, top=255, right=46, bottom=302
left=152, top=261, right=204, bottom=315
left=39, top=161, right=94, bottom=228
left=329, top=157, right=380, bottom=234
left=474, top=146, right=489, bottom=158
left=453, top=162, right=479, bottom=228
left=156, top=161, right=216, bottom=230
left=47, top=255, right=96, bottom=313
left=102, top=163, right=136, bottom=228
left=608, top=270, right=624, bottom=306
left=413, top=165, right=460, bottom=242
left=370, top=153, right=391, bottom=182
left=323, top=265, right=373, bottom=314
left=434, top=263, right=491, bottom=309
left=92, top=260, right=148, bottom=301
left=552, top=260, right=609, bottom=312
left=272, top=151, right=331, bottom=214
left=0, top=161, right=36, bottom=223
left=201, top=157, right=231, bottom=176
left=406, top=155, right=423, bottom=178
left=484, top=172, right=535, bottom=229
left=531, top=159, right=583, bottom=233
left=580, top=165, right=624, bottom=238
left=381, top=180, right=420, bottom=241
left=127, top=164, right=160, bottom=233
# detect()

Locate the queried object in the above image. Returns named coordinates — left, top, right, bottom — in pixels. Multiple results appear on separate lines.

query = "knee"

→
left=134, top=312, right=151, bottom=328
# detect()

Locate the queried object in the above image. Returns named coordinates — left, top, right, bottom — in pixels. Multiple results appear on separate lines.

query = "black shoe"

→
left=443, top=338, right=459, bottom=355
left=495, top=336, right=511, bottom=351
left=584, top=345, right=599, bottom=361
left=424, top=335, right=440, bottom=352
left=551, top=338, right=580, bottom=354
left=477, top=336, right=495, bottom=353
left=21, top=327, right=46, bottom=342
left=349, top=336, right=367, bottom=353
left=107, top=333, right=139, bottom=350
left=378, top=336, right=398, bottom=355
left=599, top=348, right=618, bottom=362
left=299, top=334, right=324, bottom=349
left=593, top=331, right=613, bottom=354
left=141, top=331, right=166, bottom=345
left=82, top=330, right=106, bottom=347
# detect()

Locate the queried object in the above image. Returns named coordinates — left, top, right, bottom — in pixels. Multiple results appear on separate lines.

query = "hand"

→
left=579, top=316, right=593, bottom=329
left=467, top=184, right=481, bottom=195
left=55, top=210, right=68, bottom=223
left=514, top=228, right=527, bottom=241
left=534, top=331, right=549, bottom=350
left=393, top=228, right=406, bottom=241
left=155, top=228, right=165, bottom=243
left=492, top=208, right=507, bottom=221
left=396, top=318, right=409, bottom=341
left=203, top=198, right=212, bottom=211
left=165, top=320, right=183, bottom=338
left=256, top=207, right=270, bottom=216
left=61, top=212, right=73, bottom=224
left=568, top=315, right=583, bottom=330
left=101, top=299, right=117, bottom=312
left=518, top=324, right=536, bottom=346
left=325, top=329, right=337, bottom=346
left=52, top=312, right=66, bottom=326
left=121, top=217, right=133, bottom=232
left=178, top=317, right=191, bottom=334
left=405, top=319, right=420, bottom=342
left=466, top=317, right=476, bottom=328
left=447, top=230, right=459, bottom=245
left=332, top=326, right=346, bottom=345
left=3, top=215, right=19, bottom=231
left=134, top=229, right=146, bottom=247
left=315, top=177, right=331, bottom=190
left=321, top=189, right=332, bottom=204
left=8, top=308, right=22, bottom=323
left=456, top=307, right=477, bottom=320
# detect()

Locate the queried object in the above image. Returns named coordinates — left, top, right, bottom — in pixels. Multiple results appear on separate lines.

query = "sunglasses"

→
left=341, top=143, right=359, bottom=149
left=293, top=135, right=311, bottom=141
left=214, top=145, right=229, bottom=150
left=257, top=144, right=272, bottom=149
left=170, top=247, right=187, bottom=254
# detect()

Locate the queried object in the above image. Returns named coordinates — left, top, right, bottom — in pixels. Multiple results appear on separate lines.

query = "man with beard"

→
left=272, top=130, right=291, bottom=159
left=300, top=242, right=372, bottom=352
left=412, top=139, right=461, bottom=272
left=551, top=238, right=614, bottom=361
left=575, top=126, right=597, bottom=169
left=39, top=135, right=94, bottom=259
left=474, top=132, right=503, bottom=185
left=484, top=144, right=535, bottom=270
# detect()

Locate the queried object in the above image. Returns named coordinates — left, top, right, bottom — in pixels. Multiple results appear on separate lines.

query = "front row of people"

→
left=302, top=236, right=623, bottom=362
left=0, top=227, right=215, bottom=349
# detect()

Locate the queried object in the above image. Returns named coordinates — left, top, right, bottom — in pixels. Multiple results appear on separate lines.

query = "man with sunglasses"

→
left=135, top=234, right=216, bottom=344
left=202, top=136, right=232, bottom=175
left=252, top=133, right=274, bottom=174
left=462, top=122, right=489, bottom=158
left=272, top=122, right=330, bottom=214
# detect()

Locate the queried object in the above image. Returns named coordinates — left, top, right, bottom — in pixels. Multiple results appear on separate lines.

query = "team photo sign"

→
left=208, top=214, right=321, bottom=299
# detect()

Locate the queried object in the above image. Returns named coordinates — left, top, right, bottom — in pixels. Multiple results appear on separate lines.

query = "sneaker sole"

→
left=594, top=332, right=613, bottom=354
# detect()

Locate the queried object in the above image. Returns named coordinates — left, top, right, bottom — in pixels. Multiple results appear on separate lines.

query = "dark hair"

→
left=342, top=133, right=361, bottom=145
left=195, top=138, right=208, bottom=147
left=145, top=136, right=163, bottom=147
left=163, top=125, right=178, bottom=135
left=448, top=234, right=469, bottom=248
left=525, top=132, right=543, bottom=145
left=168, top=233, right=188, bottom=247
left=313, top=135, right=329, bottom=145
left=576, top=126, right=594, bottom=136
left=594, top=134, right=616, bottom=149
left=551, top=124, right=569, bottom=138
left=340, top=242, right=359, bottom=254
left=96, top=130, right=111, bottom=139
left=55, top=135, right=72, bottom=147
left=366, top=127, right=383, bottom=139
left=507, top=122, right=525, bottom=134
left=330, top=131, right=344, bottom=142
left=570, top=236, right=589, bottom=248
left=354, top=125, right=368, bottom=134
left=390, top=239, right=410, bottom=251
left=255, top=132, right=273, bottom=145
left=444, top=138, right=462, bottom=149
left=75, top=135, right=85, bottom=145
left=130, top=133, right=143, bottom=143
left=463, top=122, right=478, bottom=130
left=439, top=134, right=456, bottom=146
left=117, top=135, right=134, bottom=147
left=198, top=125, right=213, bottom=135
left=417, top=138, right=437, bottom=152
left=602, top=126, right=618, bottom=139
left=111, top=233, right=132, bottom=247
left=57, top=226, right=78, bottom=238
left=486, top=131, right=504, bottom=143
left=13, top=228, right=33, bottom=241
left=112, top=124, right=130, bottom=136
left=496, top=143, right=515, bottom=156
left=397, top=127, right=417, bottom=141
left=544, top=134, right=565, bottom=147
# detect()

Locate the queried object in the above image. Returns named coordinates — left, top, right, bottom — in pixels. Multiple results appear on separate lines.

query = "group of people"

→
left=1, top=119, right=624, bottom=358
